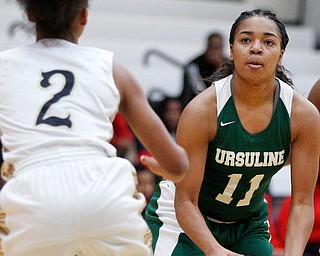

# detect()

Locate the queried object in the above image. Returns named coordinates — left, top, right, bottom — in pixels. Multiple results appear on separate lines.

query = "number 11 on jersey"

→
left=215, top=174, right=264, bottom=207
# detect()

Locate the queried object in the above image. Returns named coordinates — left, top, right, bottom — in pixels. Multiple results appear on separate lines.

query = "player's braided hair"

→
left=16, top=0, right=89, bottom=39
left=208, top=9, right=293, bottom=86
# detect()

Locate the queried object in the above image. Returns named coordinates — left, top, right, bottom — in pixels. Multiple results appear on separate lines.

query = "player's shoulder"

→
left=73, top=44, right=113, bottom=58
left=0, top=45, right=26, bottom=56
left=179, top=85, right=217, bottom=139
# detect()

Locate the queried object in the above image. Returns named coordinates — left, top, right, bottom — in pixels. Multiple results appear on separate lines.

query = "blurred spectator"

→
left=136, top=165, right=158, bottom=217
left=180, top=32, right=227, bottom=106
left=136, top=95, right=183, bottom=166
left=156, top=96, right=183, bottom=139
left=135, top=138, right=152, bottom=168
left=110, top=112, right=136, bottom=160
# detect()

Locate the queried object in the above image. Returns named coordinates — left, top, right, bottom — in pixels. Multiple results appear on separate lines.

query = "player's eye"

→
left=265, top=40, right=274, bottom=46
left=241, top=38, right=251, bottom=43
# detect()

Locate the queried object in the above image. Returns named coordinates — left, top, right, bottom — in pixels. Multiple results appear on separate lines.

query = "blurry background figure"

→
left=156, top=96, right=183, bottom=140
left=110, top=112, right=136, bottom=161
left=135, top=95, right=183, bottom=166
left=180, top=32, right=227, bottom=106
left=136, top=165, right=158, bottom=217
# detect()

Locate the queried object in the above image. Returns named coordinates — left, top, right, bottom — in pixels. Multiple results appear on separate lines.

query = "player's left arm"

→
left=283, top=92, right=320, bottom=256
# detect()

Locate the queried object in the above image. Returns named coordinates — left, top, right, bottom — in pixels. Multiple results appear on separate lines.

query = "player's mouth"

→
left=247, top=60, right=263, bottom=69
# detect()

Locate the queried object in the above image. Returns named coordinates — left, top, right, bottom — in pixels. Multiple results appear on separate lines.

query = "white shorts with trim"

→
left=1, top=147, right=152, bottom=256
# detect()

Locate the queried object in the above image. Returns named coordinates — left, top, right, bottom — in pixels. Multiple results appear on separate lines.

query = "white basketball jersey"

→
left=0, top=39, right=119, bottom=165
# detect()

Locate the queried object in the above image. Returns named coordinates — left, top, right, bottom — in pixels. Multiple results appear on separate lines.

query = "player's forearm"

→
left=283, top=203, right=314, bottom=256
left=176, top=202, right=221, bottom=254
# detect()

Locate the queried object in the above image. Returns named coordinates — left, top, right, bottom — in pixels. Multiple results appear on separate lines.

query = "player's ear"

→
left=81, top=7, right=88, bottom=26
left=277, top=49, right=284, bottom=67
left=27, top=10, right=35, bottom=22
left=229, top=45, right=234, bottom=61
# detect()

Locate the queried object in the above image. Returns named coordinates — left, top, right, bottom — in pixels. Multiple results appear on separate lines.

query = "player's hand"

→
left=140, top=155, right=163, bottom=177
left=140, top=154, right=187, bottom=183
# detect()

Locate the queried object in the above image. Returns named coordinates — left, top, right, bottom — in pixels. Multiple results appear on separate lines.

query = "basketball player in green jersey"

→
left=145, top=9, right=320, bottom=256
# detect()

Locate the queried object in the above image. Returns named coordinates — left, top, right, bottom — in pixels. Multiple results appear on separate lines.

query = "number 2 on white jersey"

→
left=215, top=174, right=264, bottom=207
left=36, top=70, right=74, bottom=128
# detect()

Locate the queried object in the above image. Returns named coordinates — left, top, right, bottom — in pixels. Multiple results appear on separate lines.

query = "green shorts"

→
left=146, top=181, right=273, bottom=256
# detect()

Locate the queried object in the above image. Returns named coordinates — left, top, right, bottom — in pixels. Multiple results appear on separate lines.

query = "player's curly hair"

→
left=207, top=9, right=293, bottom=87
left=16, top=0, right=89, bottom=39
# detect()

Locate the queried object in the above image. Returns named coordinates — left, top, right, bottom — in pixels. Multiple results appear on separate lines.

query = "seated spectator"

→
left=180, top=32, right=227, bottom=106
left=136, top=165, right=158, bottom=217
left=136, top=95, right=183, bottom=166
left=156, top=96, right=183, bottom=139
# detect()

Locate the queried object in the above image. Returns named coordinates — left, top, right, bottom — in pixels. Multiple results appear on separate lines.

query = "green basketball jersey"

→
left=199, top=75, right=293, bottom=222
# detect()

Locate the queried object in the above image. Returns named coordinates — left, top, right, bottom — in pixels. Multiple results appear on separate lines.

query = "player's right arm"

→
left=175, top=86, right=244, bottom=256
left=113, top=62, right=189, bottom=183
